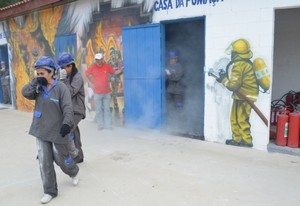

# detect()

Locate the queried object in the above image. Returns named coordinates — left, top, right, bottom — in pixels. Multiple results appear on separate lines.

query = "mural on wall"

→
left=208, top=38, right=270, bottom=147
left=82, top=7, right=147, bottom=124
left=7, top=6, right=64, bottom=111
left=84, top=21, right=125, bottom=124
left=4, top=1, right=150, bottom=126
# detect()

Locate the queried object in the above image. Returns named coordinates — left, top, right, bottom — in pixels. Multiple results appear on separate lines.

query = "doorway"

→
left=269, top=8, right=300, bottom=155
left=0, top=44, right=9, bottom=104
left=163, top=18, right=205, bottom=139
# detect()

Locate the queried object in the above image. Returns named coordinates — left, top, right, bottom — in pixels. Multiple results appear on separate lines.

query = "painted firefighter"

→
left=216, top=39, right=259, bottom=147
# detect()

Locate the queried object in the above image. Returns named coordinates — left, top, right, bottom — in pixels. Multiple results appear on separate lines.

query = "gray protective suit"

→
left=62, top=72, right=86, bottom=160
left=22, top=78, right=78, bottom=197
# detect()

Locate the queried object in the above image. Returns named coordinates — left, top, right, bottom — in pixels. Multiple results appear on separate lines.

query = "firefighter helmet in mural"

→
left=227, top=38, right=253, bottom=59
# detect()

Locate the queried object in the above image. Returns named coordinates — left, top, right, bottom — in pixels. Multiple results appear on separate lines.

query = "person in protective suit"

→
left=165, top=50, right=185, bottom=127
left=0, top=61, right=11, bottom=104
left=57, top=52, right=86, bottom=164
left=22, top=56, right=79, bottom=204
left=216, top=39, right=259, bottom=147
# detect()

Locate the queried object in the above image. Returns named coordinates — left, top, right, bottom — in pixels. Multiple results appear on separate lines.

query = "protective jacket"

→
left=62, top=72, right=86, bottom=119
left=221, top=56, right=258, bottom=102
left=0, top=67, right=9, bottom=85
left=22, top=78, right=74, bottom=144
left=166, top=63, right=184, bottom=95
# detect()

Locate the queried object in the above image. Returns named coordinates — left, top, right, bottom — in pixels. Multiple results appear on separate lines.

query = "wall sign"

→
left=154, top=0, right=224, bottom=11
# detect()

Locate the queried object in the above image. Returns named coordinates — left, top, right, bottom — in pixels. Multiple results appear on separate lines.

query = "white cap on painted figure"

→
left=95, top=53, right=103, bottom=60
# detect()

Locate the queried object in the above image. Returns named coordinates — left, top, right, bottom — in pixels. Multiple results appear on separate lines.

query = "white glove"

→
left=165, top=69, right=171, bottom=75
left=59, top=69, right=67, bottom=80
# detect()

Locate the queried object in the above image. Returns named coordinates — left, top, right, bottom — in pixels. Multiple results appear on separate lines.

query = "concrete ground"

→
left=0, top=106, right=300, bottom=206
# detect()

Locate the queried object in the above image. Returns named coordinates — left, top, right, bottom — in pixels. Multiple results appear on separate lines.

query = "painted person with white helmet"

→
left=85, top=53, right=123, bottom=130
left=22, top=56, right=79, bottom=204
left=57, top=52, right=86, bottom=163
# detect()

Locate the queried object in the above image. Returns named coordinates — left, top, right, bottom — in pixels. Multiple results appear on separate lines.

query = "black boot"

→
left=225, top=139, right=240, bottom=146
left=225, top=139, right=253, bottom=147
left=239, top=140, right=253, bottom=147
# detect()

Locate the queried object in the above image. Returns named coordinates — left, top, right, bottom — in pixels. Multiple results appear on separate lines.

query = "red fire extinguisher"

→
left=276, top=114, right=288, bottom=146
left=286, top=93, right=294, bottom=112
left=271, top=107, right=289, bottom=126
left=287, top=112, right=300, bottom=148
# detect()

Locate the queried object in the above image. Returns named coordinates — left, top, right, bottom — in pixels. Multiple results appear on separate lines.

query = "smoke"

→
left=164, top=20, right=205, bottom=138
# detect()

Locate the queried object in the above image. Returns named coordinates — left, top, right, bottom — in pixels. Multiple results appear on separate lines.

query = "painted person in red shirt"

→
left=85, top=53, right=123, bottom=130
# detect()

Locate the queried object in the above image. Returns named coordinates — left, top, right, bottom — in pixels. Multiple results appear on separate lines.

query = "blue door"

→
left=122, top=24, right=165, bottom=129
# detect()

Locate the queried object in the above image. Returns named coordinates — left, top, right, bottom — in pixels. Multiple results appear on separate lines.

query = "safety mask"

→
left=37, top=77, right=48, bottom=86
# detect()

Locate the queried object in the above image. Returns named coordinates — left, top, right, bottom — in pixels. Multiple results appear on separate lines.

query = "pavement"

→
left=1, top=106, right=300, bottom=206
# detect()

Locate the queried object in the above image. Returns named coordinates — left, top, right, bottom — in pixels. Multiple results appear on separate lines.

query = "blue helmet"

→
left=34, top=56, right=56, bottom=70
left=168, top=50, right=179, bottom=59
left=57, top=52, right=74, bottom=68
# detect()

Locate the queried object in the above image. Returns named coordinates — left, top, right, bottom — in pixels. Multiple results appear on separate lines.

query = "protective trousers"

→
left=2, top=84, right=11, bottom=104
left=68, top=114, right=84, bottom=159
left=230, top=99, right=253, bottom=144
left=36, top=138, right=79, bottom=196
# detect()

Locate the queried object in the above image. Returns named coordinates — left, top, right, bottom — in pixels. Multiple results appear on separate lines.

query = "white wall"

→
left=152, top=0, right=300, bottom=150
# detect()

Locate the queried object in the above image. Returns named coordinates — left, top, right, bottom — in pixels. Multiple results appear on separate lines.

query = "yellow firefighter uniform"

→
left=221, top=51, right=259, bottom=146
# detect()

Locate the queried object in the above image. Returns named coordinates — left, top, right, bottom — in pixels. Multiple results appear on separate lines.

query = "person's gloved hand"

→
left=59, top=69, right=67, bottom=80
left=60, top=124, right=71, bottom=138
left=37, top=77, right=48, bottom=86
left=30, top=77, right=39, bottom=87
left=216, top=70, right=227, bottom=83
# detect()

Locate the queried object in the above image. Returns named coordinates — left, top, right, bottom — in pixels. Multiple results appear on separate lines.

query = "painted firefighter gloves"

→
left=60, top=124, right=71, bottom=138
left=216, top=70, right=227, bottom=83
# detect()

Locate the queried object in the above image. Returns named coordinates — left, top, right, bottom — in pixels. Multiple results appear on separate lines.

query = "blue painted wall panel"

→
left=54, top=34, right=77, bottom=59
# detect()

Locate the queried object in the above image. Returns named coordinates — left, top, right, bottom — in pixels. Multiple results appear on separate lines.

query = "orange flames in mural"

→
left=8, top=6, right=63, bottom=111
left=39, top=6, right=63, bottom=55
left=85, top=22, right=121, bottom=65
